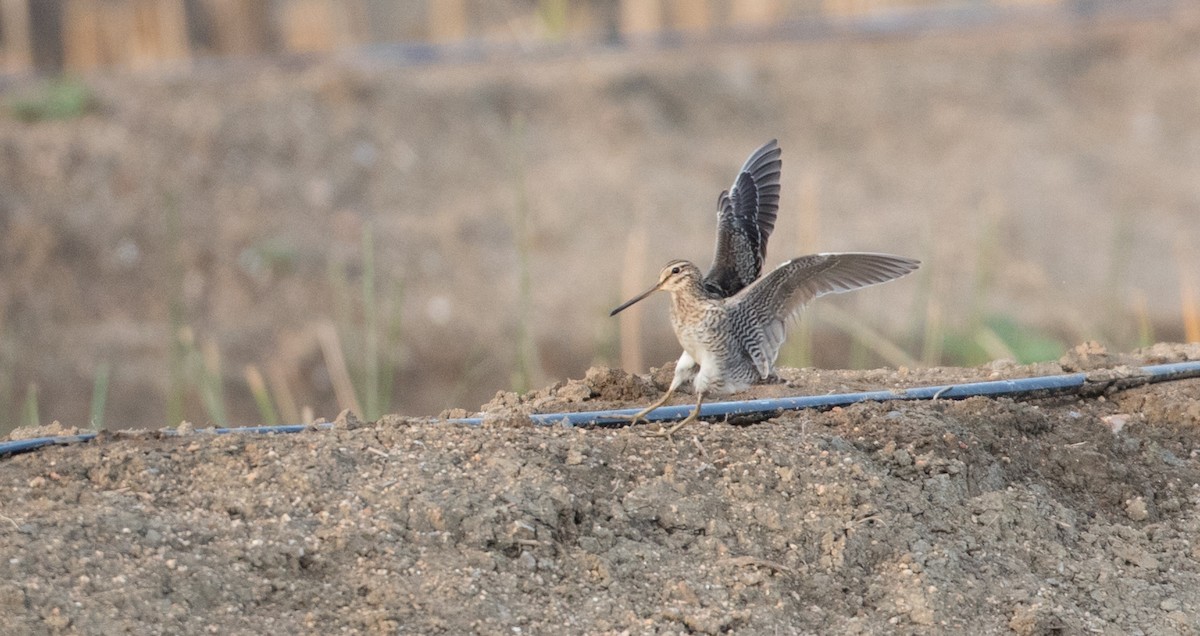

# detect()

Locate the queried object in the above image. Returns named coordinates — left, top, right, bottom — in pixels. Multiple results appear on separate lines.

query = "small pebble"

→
left=1124, top=497, right=1148, bottom=521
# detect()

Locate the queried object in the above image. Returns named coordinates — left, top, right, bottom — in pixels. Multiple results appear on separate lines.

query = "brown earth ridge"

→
left=1, top=342, right=1198, bottom=634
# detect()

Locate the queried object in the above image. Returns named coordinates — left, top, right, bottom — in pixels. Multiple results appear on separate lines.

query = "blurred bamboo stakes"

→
left=0, top=368, right=12, bottom=435
left=824, top=0, right=904, bottom=17
left=202, top=0, right=272, bottom=55
left=509, top=114, right=542, bottom=393
left=281, top=0, right=363, bottom=52
left=969, top=192, right=1003, bottom=334
left=199, top=339, right=228, bottom=427
left=731, top=0, right=780, bottom=26
left=361, top=222, right=381, bottom=420
left=12, top=0, right=1096, bottom=73
left=130, top=0, right=189, bottom=67
left=429, top=0, right=468, bottom=42
left=320, top=219, right=400, bottom=423
left=974, top=324, right=1018, bottom=362
left=379, top=279, right=404, bottom=418
left=823, top=0, right=857, bottom=17
left=669, top=0, right=711, bottom=30
left=782, top=171, right=821, bottom=368
left=20, top=382, right=38, bottom=428
left=448, top=347, right=489, bottom=410
left=848, top=335, right=869, bottom=370
left=63, top=0, right=103, bottom=70
left=1130, top=290, right=1155, bottom=348
left=618, top=217, right=649, bottom=372
left=316, top=322, right=364, bottom=417
left=0, top=311, right=11, bottom=434
left=537, top=0, right=570, bottom=38
left=921, top=298, right=944, bottom=366
left=1176, top=240, right=1200, bottom=342
left=89, top=361, right=110, bottom=432
left=243, top=364, right=279, bottom=427
left=620, top=0, right=662, bottom=36
left=164, top=195, right=188, bottom=428
left=795, top=172, right=823, bottom=258
left=63, top=0, right=189, bottom=70
left=266, top=361, right=302, bottom=425
left=913, top=228, right=942, bottom=366
left=1, top=0, right=32, bottom=72
left=1182, top=288, right=1199, bottom=342
left=817, top=303, right=920, bottom=368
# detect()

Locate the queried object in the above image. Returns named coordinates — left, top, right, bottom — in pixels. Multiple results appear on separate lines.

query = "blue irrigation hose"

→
left=2, top=360, right=1198, bottom=458
left=450, top=360, right=1200, bottom=426
left=0, top=423, right=333, bottom=457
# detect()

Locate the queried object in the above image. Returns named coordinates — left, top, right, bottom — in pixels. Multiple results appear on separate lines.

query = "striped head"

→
left=610, top=260, right=701, bottom=316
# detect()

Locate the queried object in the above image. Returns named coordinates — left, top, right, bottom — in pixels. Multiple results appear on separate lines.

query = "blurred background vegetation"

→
left=0, top=0, right=1196, bottom=433
left=0, top=0, right=1144, bottom=73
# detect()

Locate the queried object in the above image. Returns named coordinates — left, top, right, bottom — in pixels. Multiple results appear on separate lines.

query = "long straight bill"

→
left=610, top=283, right=661, bottom=316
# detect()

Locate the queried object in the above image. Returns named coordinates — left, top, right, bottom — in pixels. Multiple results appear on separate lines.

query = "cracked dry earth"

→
left=2, top=343, right=1199, bottom=635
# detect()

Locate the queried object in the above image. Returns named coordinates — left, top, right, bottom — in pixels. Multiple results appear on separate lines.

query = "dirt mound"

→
left=2, top=344, right=1199, bottom=633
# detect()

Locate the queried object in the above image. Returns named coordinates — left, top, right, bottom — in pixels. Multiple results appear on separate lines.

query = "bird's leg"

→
left=652, top=391, right=706, bottom=439
left=623, top=353, right=695, bottom=427
left=623, top=385, right=677, bottom=426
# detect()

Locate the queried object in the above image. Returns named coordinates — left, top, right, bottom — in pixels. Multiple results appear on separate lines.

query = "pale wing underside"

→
left=702, top=140, right=782, bottom=298
left=730, top=253, right=921, bottom=376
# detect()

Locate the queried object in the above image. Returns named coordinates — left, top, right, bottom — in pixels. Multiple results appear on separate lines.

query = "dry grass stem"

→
left=817, top=303, right=919, bottom=368
left=317, top=323, right=364, bottom=417
left=619, top=222, right=648, bottom=372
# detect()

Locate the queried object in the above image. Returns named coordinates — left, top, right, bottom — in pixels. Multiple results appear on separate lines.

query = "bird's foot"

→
left=642, top=422, right=675, bottom=440
left=757, top=372, right=785, bottom=385
left=641, top=420, right=670, bottom=439
left=618, top=402, right=665, bottom=427
left=643, top=409, right=700, bottom=441
left=620, top=391, right=676, bottom=430
left=617, top=412, right=650, bottom=427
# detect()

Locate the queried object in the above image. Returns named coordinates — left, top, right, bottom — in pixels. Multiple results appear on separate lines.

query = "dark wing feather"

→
left=730, top=253, right=920, bottom=376
left=702, top=140, right=782, bottom=297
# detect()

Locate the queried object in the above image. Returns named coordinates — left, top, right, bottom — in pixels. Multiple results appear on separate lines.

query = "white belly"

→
left=670, top=302, right=749, bottom=395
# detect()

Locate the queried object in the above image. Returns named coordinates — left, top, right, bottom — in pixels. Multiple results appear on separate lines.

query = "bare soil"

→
left=2, top=342, right=1198, bottom=634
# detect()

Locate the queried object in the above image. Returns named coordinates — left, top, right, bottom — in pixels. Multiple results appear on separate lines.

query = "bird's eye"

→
left=671, top=266, right=681, bottom=274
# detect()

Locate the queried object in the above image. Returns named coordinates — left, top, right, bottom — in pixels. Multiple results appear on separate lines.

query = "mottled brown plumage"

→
left=611, top=141, right=919, bottom=436
left=703, top=139, right=781, bottom=298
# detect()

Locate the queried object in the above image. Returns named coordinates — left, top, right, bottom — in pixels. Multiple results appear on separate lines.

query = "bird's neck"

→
left=667, top=279, right=711, bottom=319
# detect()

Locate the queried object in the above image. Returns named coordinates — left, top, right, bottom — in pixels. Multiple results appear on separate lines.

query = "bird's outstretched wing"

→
left=731, top=253, right=920, bottom=376
left=702, top=139, right=782, bottom=297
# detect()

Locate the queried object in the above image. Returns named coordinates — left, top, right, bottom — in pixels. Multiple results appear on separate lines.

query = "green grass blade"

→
left=90, top=362, right=111, bottom=432
left=362, top=222, right=380, bottom=420
left=20, top=382, right=38, bottom=428
left=244, top=365, right=279, bottom=427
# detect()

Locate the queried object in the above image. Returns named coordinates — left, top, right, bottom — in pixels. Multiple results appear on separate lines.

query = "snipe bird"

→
left=610, top=140, right=919, bottom=436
